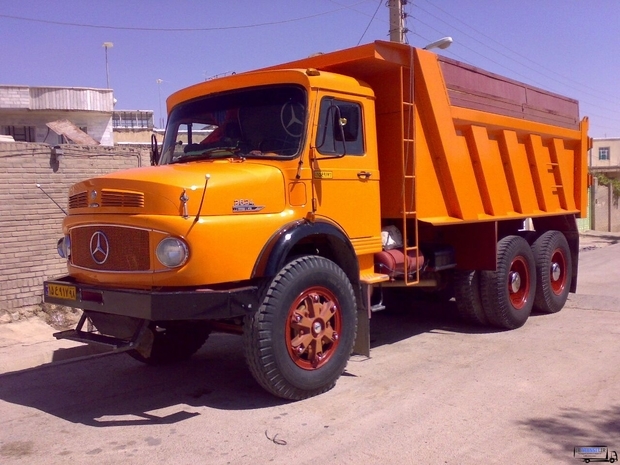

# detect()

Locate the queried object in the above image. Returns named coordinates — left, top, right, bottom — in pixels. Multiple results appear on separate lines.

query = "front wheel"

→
left=243, top=256, right=357, bottom=400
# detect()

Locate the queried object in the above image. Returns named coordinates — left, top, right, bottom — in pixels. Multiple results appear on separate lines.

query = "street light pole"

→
left=423, top=37, right=453, bottom=51
left=103, top=42, right=114, bottom=88
left=156, top=79, right=164, bottom=128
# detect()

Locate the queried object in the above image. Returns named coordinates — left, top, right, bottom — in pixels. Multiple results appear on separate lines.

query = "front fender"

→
left=252, top=219, right=359, bottom=283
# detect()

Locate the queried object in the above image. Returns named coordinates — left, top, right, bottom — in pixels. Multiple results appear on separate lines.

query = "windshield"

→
left=159, top=85, right=307, bottom=164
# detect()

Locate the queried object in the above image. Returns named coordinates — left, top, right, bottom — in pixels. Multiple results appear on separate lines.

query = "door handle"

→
left=357, top=171, right=372, bottom=180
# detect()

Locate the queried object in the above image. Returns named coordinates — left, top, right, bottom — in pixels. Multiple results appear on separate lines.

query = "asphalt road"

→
left=1, top=241, right=619, bottom=464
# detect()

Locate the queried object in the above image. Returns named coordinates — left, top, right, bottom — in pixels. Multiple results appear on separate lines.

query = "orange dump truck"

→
left=44, top=40, right=589, bottom=399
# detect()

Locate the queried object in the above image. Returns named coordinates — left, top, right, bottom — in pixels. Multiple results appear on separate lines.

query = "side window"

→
left=316, top=98, right=364, bottom=155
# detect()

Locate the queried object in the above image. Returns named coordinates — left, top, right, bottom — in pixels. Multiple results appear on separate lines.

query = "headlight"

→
left=156, top=237, right=189, bottom=267
left=56, top=235, right=71, bottom=259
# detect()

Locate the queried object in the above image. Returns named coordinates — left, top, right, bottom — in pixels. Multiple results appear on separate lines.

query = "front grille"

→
left=68, top=190, right=144, bottom=210
left=69, top=191, right=88, bottom=209
left=101, top=190, right=145, bottom=208
left=70, top=226, right=150, bottom=272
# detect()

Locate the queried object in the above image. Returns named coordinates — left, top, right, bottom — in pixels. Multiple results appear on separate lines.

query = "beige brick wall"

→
left=0, top=142, right=150, bottom=322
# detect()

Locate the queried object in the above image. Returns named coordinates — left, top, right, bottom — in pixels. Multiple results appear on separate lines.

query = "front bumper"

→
left=43, top=276, right=259, bottom=321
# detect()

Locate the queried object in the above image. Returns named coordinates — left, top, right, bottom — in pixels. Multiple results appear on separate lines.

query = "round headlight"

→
left=57, top=235, right=71, bottom=259
left=156, top=237, right=189, bottom=267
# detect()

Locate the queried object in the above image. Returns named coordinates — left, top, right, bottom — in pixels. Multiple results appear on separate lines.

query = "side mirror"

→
left=150, top=134, right=160, bottom=165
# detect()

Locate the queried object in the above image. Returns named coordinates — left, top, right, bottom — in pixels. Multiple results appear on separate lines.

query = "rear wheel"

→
left=481, top=236, right=536, bottom=329
left=532, top=231, right=572, bottom=313
left=128, top=322, right=210, bottom=365
left=243, top=256, right=357, bottom=400
left=454, top=270, right=487, bottom=326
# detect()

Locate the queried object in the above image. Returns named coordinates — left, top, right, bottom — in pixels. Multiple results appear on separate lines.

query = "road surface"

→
left=1, top=241, right=619, bottom=464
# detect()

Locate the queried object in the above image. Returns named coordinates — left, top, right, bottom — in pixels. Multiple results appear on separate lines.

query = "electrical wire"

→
left=414, top=1, right=620, bottom=108
left=357, top=0, right=383, bottom=45
left=409, top=0, right=620, bottom=133
left=0, top=3, right=368, bottom=32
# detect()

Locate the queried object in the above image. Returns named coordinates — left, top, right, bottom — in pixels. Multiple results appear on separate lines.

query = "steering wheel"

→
left=280, top=101, right=304, bottom=137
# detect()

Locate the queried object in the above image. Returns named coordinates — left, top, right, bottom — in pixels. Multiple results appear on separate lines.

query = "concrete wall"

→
left=0, top=141, right=149, bottom=323
left=592, top=181, right=620, bottom=232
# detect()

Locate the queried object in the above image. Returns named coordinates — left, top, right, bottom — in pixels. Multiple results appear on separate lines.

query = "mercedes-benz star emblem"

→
left=90, top=231, right=110, bottom=265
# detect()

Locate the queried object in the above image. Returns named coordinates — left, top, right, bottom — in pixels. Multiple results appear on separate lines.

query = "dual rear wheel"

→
left=455, top=231, right=572, bottom=329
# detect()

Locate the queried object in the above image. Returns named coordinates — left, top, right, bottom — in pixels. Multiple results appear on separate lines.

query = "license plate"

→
left=46, top=283, right=77, bottom=301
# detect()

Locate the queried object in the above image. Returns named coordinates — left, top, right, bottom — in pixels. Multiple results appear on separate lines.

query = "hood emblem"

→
left=90, top=231, right=110, bottom=264
left=233, top=199, right=265, bottom=213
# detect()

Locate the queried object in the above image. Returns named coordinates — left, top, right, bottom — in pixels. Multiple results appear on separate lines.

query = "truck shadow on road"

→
left=0, top=298, right=507, bottom=427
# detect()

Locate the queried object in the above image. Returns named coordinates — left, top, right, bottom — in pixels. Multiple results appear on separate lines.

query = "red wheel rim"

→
left=549, top=248, right=567, bottom=295
left=508, top=256, right=530, bottom=309
left=285, top=286, right=342, bottom=370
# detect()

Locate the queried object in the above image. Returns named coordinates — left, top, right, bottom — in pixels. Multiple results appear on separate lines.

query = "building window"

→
left=599, top=147, right=610, bottom=160
left=112, top=111, right=153, bottom=129
left=3, top=126, right=36, bottom=142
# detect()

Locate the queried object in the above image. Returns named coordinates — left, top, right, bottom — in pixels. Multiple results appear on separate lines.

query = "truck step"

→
left=53, top=329, right=136, bottom=351
left=371, top=303, right=386, bottom=312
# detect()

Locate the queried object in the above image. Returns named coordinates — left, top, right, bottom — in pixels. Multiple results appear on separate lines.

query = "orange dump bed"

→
left=265, top=40, right=589, bottom=225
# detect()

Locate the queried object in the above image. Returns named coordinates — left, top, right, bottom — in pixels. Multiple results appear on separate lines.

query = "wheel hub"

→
left=509, top=271, right=521, bottom=294
left=286, top=289, right=341, bottom=370
left=550, top=262, right=561, bottom=282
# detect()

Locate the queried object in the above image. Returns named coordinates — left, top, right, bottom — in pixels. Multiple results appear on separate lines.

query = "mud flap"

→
left=352, top=283, right=371, bottom=357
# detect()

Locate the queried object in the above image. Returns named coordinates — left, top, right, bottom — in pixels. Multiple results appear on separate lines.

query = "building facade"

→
left=591, top=137, right=620, bottom=174
left=590, top=138, right=620, bottom=232
left=0, top=85, right=116, bottom=146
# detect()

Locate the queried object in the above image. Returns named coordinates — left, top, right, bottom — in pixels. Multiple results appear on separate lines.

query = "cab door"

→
left=310, top=95, right=381, bottom=241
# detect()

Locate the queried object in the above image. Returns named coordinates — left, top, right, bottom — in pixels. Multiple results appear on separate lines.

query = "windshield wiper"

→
left=172, top=146, right=240, bottom=163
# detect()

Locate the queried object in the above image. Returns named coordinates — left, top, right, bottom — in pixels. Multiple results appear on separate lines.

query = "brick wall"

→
left=0, top=142, right=149, bottom=323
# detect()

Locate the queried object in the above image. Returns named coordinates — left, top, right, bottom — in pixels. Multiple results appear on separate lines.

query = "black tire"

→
left=243, top=256, right=357, bottom=400
left=128, top=322, right=210, bottom=365
left=481, top=236, right=536, bottom=329
left=532, top=231, right=572, bottom=313
left=454, top=270, right=488, bottom=325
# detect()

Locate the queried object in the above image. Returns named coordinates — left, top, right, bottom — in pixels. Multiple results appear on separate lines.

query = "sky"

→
left=1, top=0, right=618, bottom=137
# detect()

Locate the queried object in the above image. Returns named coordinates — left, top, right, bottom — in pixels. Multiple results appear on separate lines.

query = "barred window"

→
left=599, top=147, right=610, bottom=160
left=112, top=111, right=153, bottom=129
left=3, top=126, right=36, bottom=142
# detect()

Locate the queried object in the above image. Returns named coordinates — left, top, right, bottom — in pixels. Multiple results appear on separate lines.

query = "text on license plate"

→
left=46, top=283, right=77, bottom=300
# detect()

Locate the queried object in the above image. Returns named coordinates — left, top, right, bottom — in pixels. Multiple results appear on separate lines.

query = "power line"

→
left=0, top=4, right=369, bottom=32
left=357, top=0, right=383, bottom=45
left=415, top=0, right=620, bottom=107
left=409, top=0, right=620, bottom=133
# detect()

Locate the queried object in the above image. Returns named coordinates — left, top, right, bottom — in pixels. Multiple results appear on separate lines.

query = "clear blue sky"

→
left=1, top=0, right=618, bottom=137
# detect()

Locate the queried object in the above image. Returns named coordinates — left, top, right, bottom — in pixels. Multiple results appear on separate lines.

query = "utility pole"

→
left=103, top=42, right=113, bottom=88
left=388, top=0, right=405, bottom=43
